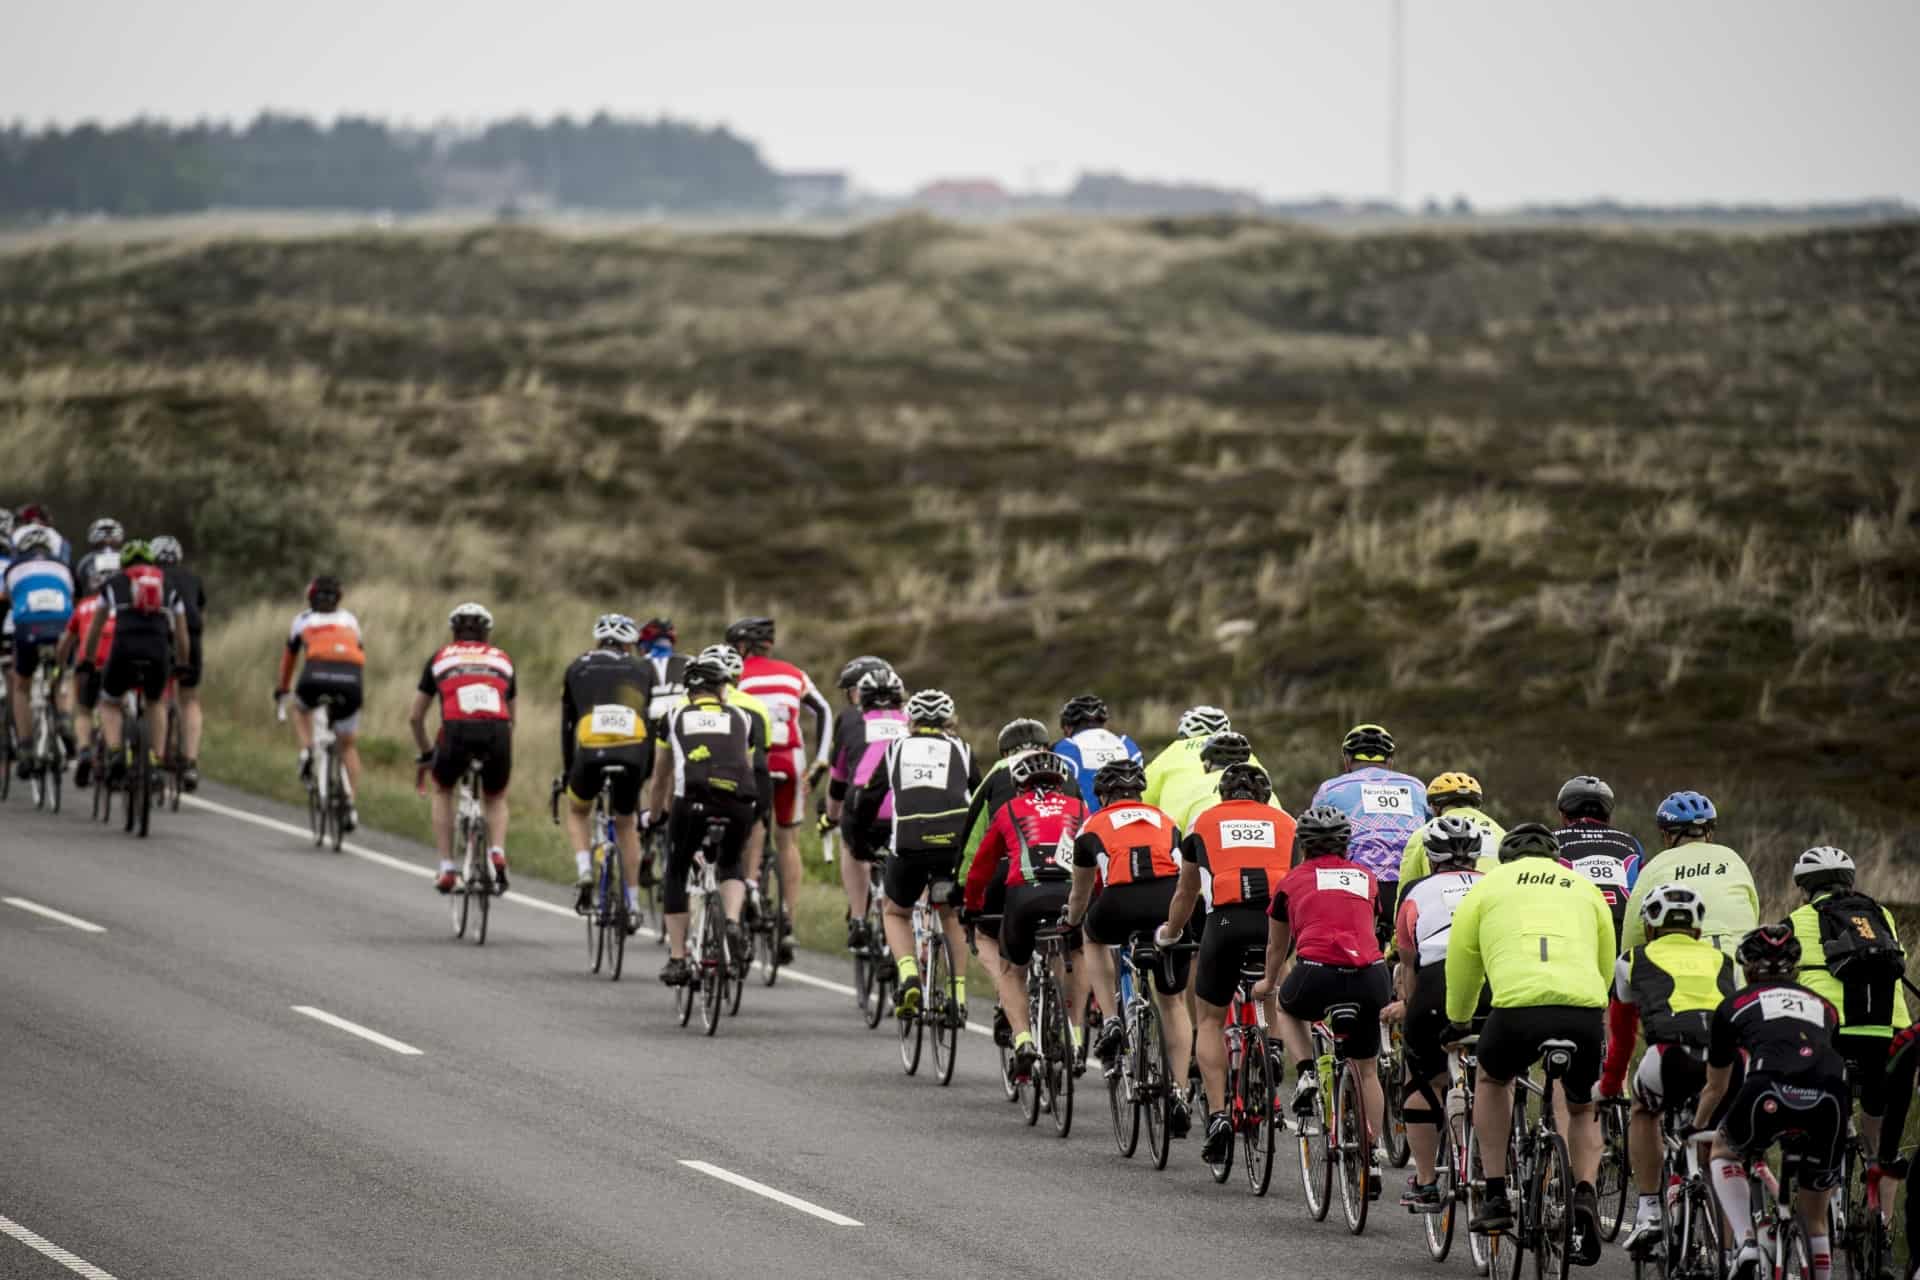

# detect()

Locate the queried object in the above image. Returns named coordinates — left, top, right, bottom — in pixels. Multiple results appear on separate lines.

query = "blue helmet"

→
left=1655, top=790, right=1717, bottom=834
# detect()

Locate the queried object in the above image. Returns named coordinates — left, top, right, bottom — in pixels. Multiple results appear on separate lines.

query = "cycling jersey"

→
left=1395, top=806, right=1504, bottom=898
left=1054, top=727, right=1143, bottom=809
left=2, top=552, right=75, bottom=629
left=958, top=756, right=1017, bottom=879
left=725, top=686, right=775, bottom=759
left=963, top=788, right=1087, bottom=910
left=1271, top=851, right=1382, bottom=967
left=737, top=655, right=831, bottom=763
left=1073, top=800, right=1179, bottom=887
left=97, top=566, right=184, bottom=642
left=1309, top=765, right=1431, bottom=881
left=876, top=728, right=977, bottom=853
left=1142, top=734, right=1207, bottom=809
left=644, top=651, right=690, bottom=723
left=1185, top=799, right=1295, bottom=911
left=1553, top=818, right=1644, bottom=928
left=1619, top=842, right=1759, bottom=957
left=1599, top=933, right=1736, bottom=1095
left=1445, top=856, right=1615, bottom=1021
left=283, top=608, right=366, bottom=674
left=1788, top=891, right=1911, bottom=1037
left=1172, top=774, right=1287, bottom=832
left=559, top=648, right=654, bottom=766
left=1710, top=981, right=1844, bottom=1080
left=165, top=566, right=206, bottom=636
left=662, top=694, right=761, bottom=800
left=831, top=707, right=909, bottom=796
left=63, top=593, right=115, bottom=666
left=1395, top=868, right=1484, bottom=969
left=418, top=642, right=515, bottom=723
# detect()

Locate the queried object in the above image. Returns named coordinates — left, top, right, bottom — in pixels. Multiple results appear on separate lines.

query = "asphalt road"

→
left=0, top=780, right=1640, bottom=1279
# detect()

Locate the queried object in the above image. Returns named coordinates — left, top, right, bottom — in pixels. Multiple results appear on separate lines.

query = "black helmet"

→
left=1200, top=731, right=1252, bottom=771
left=1092, top=759, right=1148, bottom=804
left=1010, top=750, right=1072, bottom=792
left=1059, top=694, right=1109, bottom=733
left=724, top=616, right=775, bottom=650
left=997, top=717, right=1050, bottom=757
left=307, top=575, right=343, bottom=611
left=1557, top=775, right=1616, bottom=821
left=1295, top=805, right=1352, bottom=857
left=1342, top=722, right=1396, bottom=762
left=684, top=658, right=729, bottom=692
left=1738, top=924, right=1803, bottom=979
left=837, top=654, right=890, bottom=690
left=1218, top=762, right=1273, bottom=804
left=1498, top=822, right=1561, bottom=862
left=856, top=667, right=905, bottom=710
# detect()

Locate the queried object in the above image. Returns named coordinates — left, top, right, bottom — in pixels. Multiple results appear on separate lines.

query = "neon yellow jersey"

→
left=1788, top=895, right=1911, bottom=1036
left=725, top=687, right=774, bottom=753
left=1396, top=806, right=1505, bottom=903
left=1163, top=751, right=1268, bottom=830
left=1619, top=842, right=1759, bottom=958
left=1445, top=856, right=1615, bottom=1019
left=1143, top=735, right=1208, bottom=809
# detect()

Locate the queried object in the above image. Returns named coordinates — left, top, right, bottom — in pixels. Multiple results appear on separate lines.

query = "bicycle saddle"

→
left=1539, top=1038, right=1578, bottom=1078
left=1324, top=1001, right=1364, bottom=1036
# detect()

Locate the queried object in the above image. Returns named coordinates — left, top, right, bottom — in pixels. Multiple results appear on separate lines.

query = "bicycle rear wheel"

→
left=0, top=718, right=12, bottom=802
left=166, top=712, right=184, bottom=813
left=898, top=994, right=924, bottom=1075
left=1299, top=1072, right=1334, bottom=1220
left=1384, top=1024, right=1411, bottom=1168
left=328, top=758, right=346, bottom=851
left=1110, top=1001, right=1141, bottom=1158
left=863, top=909, right=891, bottom=1031
left=1140, top=1001, right=1173, bottom=1170
left=1044, top=977, right=1073, bottom=1138
left=607, top=855, right=627, bottom=982
left=50, top=746, right=64, bottom=816
left=1426, top=1115, right=1458, bottom=1261
left=1243, top=1036, right=1277, bottom=1196
left=1534, top=1133, right=1573, bottom=1280
left=700, top=908, right=724, bottom=1035
left=469, top=820, right=491, bottom=946
left=1336, top=1065, right=1371, bottom=1234
left=758, top=873, right=784, bottom=987
left=928, top=935, right=958, bottom=1087
left=1676, top=1180, right=1722, bottom=1280
left=1471, top=1126, right=1523, bottom=1280
left=1598, top=1102, right=1630, bottom=1242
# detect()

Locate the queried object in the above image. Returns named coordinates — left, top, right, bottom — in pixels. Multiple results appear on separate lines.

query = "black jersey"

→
left=1710, top=981, right=1845, bottom=1080
left=560, top=648, right=657, bottom=767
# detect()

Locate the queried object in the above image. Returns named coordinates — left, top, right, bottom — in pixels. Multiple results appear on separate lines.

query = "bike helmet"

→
left=697, top=643, right=744, bottom=681
left=1497, top=822, right=1561, bottom=862
left=837, top=654, right=890, bottom=690
left=1642, top=884, right=1707, bottom=933
left=120, top=538, right=155, bottom=566
left=1176, top=704, right=1231, bottom=738
left=12, top=525, right=54, bottom=556
left=723, top=616, right=775, bottom=650
left=1791, top=846, right=1856, bottom=895
left=1342, top=722, right=1396, bottom=762
left=151, top=535, right=183, bottom=566
left=1092, top=759, right=1148, bottom=803
left=1737, top=924, right=1802, bottom=979
left=1556, top=775, right=1616, bottom=821
left=1421, top=814, right=1484, bottom=868
left=1059, top=693, right=1109, bottom=733
left=592, top=613, right=639, bottom=646
left=1010, top=750, right=1072, bottom=792
left=1200, top=730, right=1252, bottom=771
left=683, top=657, right=729, bottom=692
left=15, top=502, right=51, bottom=526
left=1296, top=805, right=1353, bottom=856
left=307, top=575, right=343, bottom=611
left=997, top=717, right=1050, bottom=757
left=86, top=517, right=124, bottom=548
left=856, top=666, right=906, bottom=709
left=906, top=688, right=956, bottom=727
left=1655, top=791, right=1717, bottom=835
left=637, top=617, right=675, bottom=646
left=448, top=601, right=494, bottom=638
left=1426, top=771, right=1483, bottom=810
left=1218, top=762, right=1273, bottom=805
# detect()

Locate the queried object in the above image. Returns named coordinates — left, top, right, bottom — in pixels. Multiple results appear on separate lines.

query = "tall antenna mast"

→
left=1390, top=0, right=1406, bottom=207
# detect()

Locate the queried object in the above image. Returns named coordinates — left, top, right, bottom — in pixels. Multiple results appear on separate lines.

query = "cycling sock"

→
left=574, top=850, right=592, bottom=876
left=1070, top=1023, right=1084, bottom=1049
left=625, top=886, right=639, bottom=912
left=1808, top=1234, right=1831, bottom=1280
left=1710, top=1158, right=1753, bottom=1242
left=438, top=859, right=456, bottom=873
left=951, top=976, right=966, bottom=1003
left=1013, top=1030, right=1034, bottom=1051
left=896, top=956, right=920, bottom=983
left=489, top=845, right=506, bottom=861
left=1635, top=1193, right=1660, bottom=1222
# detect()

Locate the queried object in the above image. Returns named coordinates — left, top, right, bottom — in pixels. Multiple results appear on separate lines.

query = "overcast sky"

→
left=6, top=1, right=1915, bottom=205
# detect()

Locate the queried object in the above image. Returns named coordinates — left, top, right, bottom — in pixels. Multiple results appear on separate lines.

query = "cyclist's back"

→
left=1622, top=845, right=1757, bottom=957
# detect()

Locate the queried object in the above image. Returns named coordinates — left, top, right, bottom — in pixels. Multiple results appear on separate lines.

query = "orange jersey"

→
left=1184, top=799, right=1297, bottom=910
left=1072, top=801, right=1179, bottom=886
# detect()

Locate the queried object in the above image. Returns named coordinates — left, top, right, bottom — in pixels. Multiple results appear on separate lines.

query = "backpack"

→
left=1813, top=890, right=1907, bottom=984
left=127, top=564, right=166, bottom=615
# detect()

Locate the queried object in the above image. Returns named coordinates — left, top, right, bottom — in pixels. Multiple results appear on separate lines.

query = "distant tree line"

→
left=0, top=113, right=779, bottom=217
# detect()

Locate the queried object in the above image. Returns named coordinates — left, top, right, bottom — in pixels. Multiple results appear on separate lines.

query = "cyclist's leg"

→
left=1403, top=968, right=1453, bottom=1183
left=612, top=813, right=641, bottom=910
left=1190, top=909, right=1245, bottom=1113
left=1626, top=1048, right=1673, bottom=1235
left=95, top=648, right=129, bottom=757
left=995, top=886, right=1043, bottom=1042
left=1469, top=1007, right=1534, bottom=1185
left=478, top=725, right=512, bottom=875
left=880, top=851, right=926, bottom=984
left=563, top=749, right=603, bottom=880
left=770, top=764, right=805, bottom=928
left=661, top=799, right=697, bottom=958
left=1556, top=1006, right=1607, bottom=1186
left=427, top=730, right=460, bottom=864
left=332, top=685, right=364, bottom=796
left=1839, top=1028, right=1891, bottom=1153
left=712, top=797, right=751, bottom=923
left=609, top=755, right=645, bottom=909
left=1080, top=892, right=1124, bottom=1032
left=179, top=629, right=205, bottom=762
left=138, top=661, right=167, bottom=762
left=742, top=811, right=767, bottom=886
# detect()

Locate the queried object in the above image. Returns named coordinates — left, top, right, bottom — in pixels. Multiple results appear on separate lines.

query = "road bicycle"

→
left=27, top=661, right=66, bottom=813
left=282, top=694, right=352, bottom=853
left=745, top=806, right=787, bottom=989
left=640, top=823, right=667, bottom=943
left=852, top=857, right=893, bottom=1030
left=1598, top=1096, right=1632, bottom=1243
left=1204, top=958, right=1281, bottom=1196
left=115, top=679, right=157, bottom=837
left=1410, top=1041, right=1481, bottom=1265
left=1300, top=1001, right=1379, bottom=1234
left=449, top=758, right=496, bottom=945
left=554, top=768, right=632, bottom=980
left=1737, top=1133, right=1831, bottom=1280
left=159, top=684, right=187, bottom=812
left=1018, top=915, right=1077, bottom=1137
left=1631, top=1103, right=1721, bottom=1280
left=1831, top=1117, right=1893, bottom=1280
left=1472, top=1039, right=1579, bottom=1280
left=896, top=877, right=962, bottom=1085
left=676, top=815, right=737, bottom=1035
left=1109, top=932, right=1198, bottom=1170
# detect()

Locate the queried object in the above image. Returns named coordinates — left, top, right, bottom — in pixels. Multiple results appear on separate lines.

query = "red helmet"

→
left=16, top=502, right=51, bottom=526
left=638, top=617, right=675, bottom=646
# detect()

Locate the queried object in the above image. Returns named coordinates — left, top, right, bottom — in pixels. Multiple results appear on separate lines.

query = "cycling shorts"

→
left=1001, top=880, right=1079, bottom=968
left=971, top=872, right=1008, bottom=942
left=1195, top=905, right=1272, bottom=1008
left=1372, top=881, right=1399, bottom=947
left=767, top=747, right=805, bottom=826
left=1085, top=878, right=1191, bottom=995
left=566, top=743, right=651, bottom=816
left=432, top=720, right=512, bottom=796
left=10, top=620, right=64, bottom=677
left=295, top=663, right=364, bottom=735
left=177, top=630, right=204, bottom=690
left=1280, top=958, right=1391, bottom=1058
left=884, top=848, right=960, bottom=910
left=1837, top=1028, right=1892, bottom=1118
left=102, top=636, right=169, bottom=702
left=1719, top=1072, right=1848, bottom=1191
left=839, top=811, right=888, bottom=863
left=1404, top=963, right=1487, bottom=1084
left=1633, top=1042, right=1710, bottom=1113
left=663, top=792, right=753, bottom=915
left=74, top=666, right=103, bottom=711
left=1475, top=1004, right=1604, bottom=1104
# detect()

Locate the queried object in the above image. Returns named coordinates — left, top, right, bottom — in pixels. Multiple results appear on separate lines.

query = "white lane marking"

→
left=677, top=1160, right=862, bottom=1226
left=2, top=897, right=107, bottom=934
left=290, top=1005, right=424, bottom=1056
left=0, top=1213, right=121, bottom=1279
left=185, top=795, right=992, bottom=1034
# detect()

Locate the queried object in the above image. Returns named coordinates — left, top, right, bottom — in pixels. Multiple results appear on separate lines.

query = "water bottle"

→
left=1664, top=1173, right=1683, bottom=1215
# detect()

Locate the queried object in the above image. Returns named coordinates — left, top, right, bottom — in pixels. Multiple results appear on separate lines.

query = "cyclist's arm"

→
left=408, top=660, right=437, bottom=753
left=558, top=672, right=578, bottom=772
left=1163, top=855, right=1202, bottom=939
left=1592, top=885, right=1617, bottom=982
left=1442, top=889, right=1486, bottom=1025
left=1692, top=1063, right=1733, bottom=1132
left=1257, top=912, right=1293, bottom=991
left=1618, top=876, right=1649, bottom=953
left=962, top=812, right=1007, bottom=912
left=1064, top=832, right=1103, bottom=928
left=1599, top=955, right=1639, bottom=1095
left=79, top=598, right=108, bottom=666
left=747, top=713, right=771, bottom=818
left=646, top=733, right=673, bottom=820
left=55, top=613, right=77, bottom=667
left=171, top=602, right=189, bottom=663
left=801, top=682, right=831, bottom=766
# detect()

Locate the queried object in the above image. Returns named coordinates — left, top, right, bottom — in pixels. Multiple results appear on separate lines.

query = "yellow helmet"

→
left=1427, top=771, right=1483, bottom=809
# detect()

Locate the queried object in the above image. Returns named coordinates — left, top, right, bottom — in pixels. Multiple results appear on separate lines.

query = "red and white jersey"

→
left=418, top=642, right=516, bottom=723
left=738, top=655, right=821, bottom=752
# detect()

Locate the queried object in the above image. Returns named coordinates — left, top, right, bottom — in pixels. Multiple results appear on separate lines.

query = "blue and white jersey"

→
left=1054, top=727, right=1144, bottom=809
left=2, top=554, right=76, bottom=629
left=1309, top=766, right=1431, bottom=882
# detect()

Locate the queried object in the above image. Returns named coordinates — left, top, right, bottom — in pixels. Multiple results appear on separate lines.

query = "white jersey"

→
left=1401, top=868, right=1483, bottom=968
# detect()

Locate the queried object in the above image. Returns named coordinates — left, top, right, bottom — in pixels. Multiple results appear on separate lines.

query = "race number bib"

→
left=866, top=720, right=908, bottom=743
left=456, top=683, right=503, bottom=716
left=769, top=713, right=792, bottom=747
left=1572, top=855, right=1625, bottom=887
left=1106, top=806, right=1162, bottom=829
left=1315, top=867, right=1370, bottom=899
left=1360, top=783, right=1413, bottom=817
left=1758, top=989, right=1824, bottom=1027
left=25, top=588, right=64, bottom=614
left=682, top=709, right=731, bottom=735
left=1219, top=819, right=1276, bottom=849
left=899, top=737, right=951, bottom=790
left=1080, top=741, right=1126, bottom=770
left=589, top=705, right=639, bottom=738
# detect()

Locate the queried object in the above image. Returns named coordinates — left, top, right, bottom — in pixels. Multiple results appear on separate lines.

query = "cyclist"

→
left=77, top=541, right=188, bottom=788
left=1620, top=791, right=1759, bottom=959
left=825, top=666, right=909, bottom=948
left=1063, top=758, right=1194, bottom=1123
left=1167, top=765, right=1301, bottom=1166
left=702, top=641, right=781, bottom=942
left=55, top=555, right=117, bottom=788
left=1395, top=770, right=1504, bottom=898
left=1598, top=885, right=1738, bottom=1255
left=1551, top=774, right=1643, bottom=934
left=73, top=518, right=124, bottom=600
left=1310, top=723, right=1431, bottom=941
left=646, top=656, right=766, bottom=988
left=1163, top=730, right=1277, bottom=831
left=957, top=715, right=1051, bottom=1048
left=559, top=614, right=656, bottom=927
left=1053, top=693, right=1143, bottom=810
left=1, top=524, right=75, bottom=774
left=12, top=503, right=71, bottom=564
left=1142, top=704, right=1230, bottom=808
left=636, top=617, right=687, bottom=722
left=275, top=576, right=366, bottom=829
left=869, top=689, right=979, bottom=1016
left=1445, top=822, right=1614, bottom=1259
left=409, top=602, right=515, bottom=895
left=1389, top=813, right=1491, bottom=1212
left=0, top=508, right=12, bottom=671
left=729, top=617, right=832, bottom=926
left=1783, top=845, right=1908, bottom=1154
left=1695, top=925, right=1848, bottom=1280
left=148, top=536, right=206, bottom=790
left=963, top=748, right=1090, bottom=1083
left=1875, top=1026, right=1920, bottom=1279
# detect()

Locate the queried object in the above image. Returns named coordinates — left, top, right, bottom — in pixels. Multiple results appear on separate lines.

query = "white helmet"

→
left=592, top=613, right=639, bottom=645
left=1177, top=704, right=1231, bottom=738
left=1791, top=846, right=1855, bottom=893
left=448, top=601, right=494, bottom=633
left=906, top=688, right=956, bottom=726
left=1641, top=884, right=1707, bottom=932
left=697, top=643, right=744, bottom=681
left=12, top=525, right=55, bottom=556
left=87, top=517, right=125, bottom=547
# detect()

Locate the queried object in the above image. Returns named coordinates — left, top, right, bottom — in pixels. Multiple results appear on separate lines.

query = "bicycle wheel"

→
left=863, top=909, right=891, bottom=1031
left=1337, top=1065, right=1371, bottom=1234
left=1139, top=1000, right=1173, bottom=1169
left=898, top=984, right=924, bottom=1075
left=607, top=854, right=627, bottom=982
left=1243, top=1036, right=1277, bottom=1196
left=589, top=856, right=607, bottom=973
left=853, top=933, right=875, bottom=1020
left=50, top=745, right=64, bottom=816
left=674, top=921, right=697, bottom=1027
left=1384, top=1025, right=1412, bottom=1168
left=469, top=818, right=490, bottom=946
left=309, top=757, right=325, bottom=847
left=1597, top=1102, right=1630, bottom=1242
left=725, top=928, right=743, bottom=1017
left=472, top=874, right=490, bottom=945
left=1110, top=1001, right=1141, bottom=1158
left=1468, top=1124, right=1517, bottom=1279
left=328, top=758, right=346, bottom=852
left=1532, top=1132, right=1573, bottom=1280
left=1779, top=1215, right=1815, bottom=1280
left=1044, top=976, right=1073, bottom=1138
left=1426, top=1115, right=1459, bottom=1261
left=929, top=935, right=958, bottom=1087
left=1676, top=1180, right=1722, bottom=1280
left=166, top=713, right=184, bottom=813
left=0, top=718, right=12, bottom=802
left=700, top=910, right=724, bottom=1036
left=759, top=873, right=785, bottom=987
left=1299, top=1071, right=1334, bottom=1220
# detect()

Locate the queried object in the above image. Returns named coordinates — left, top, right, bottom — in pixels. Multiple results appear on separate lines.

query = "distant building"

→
left=1067, top=172, right=1260, bottom=216
left=911, top=178, right=1011, bottom=214
left=778, top=170, right=850, bottom=213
